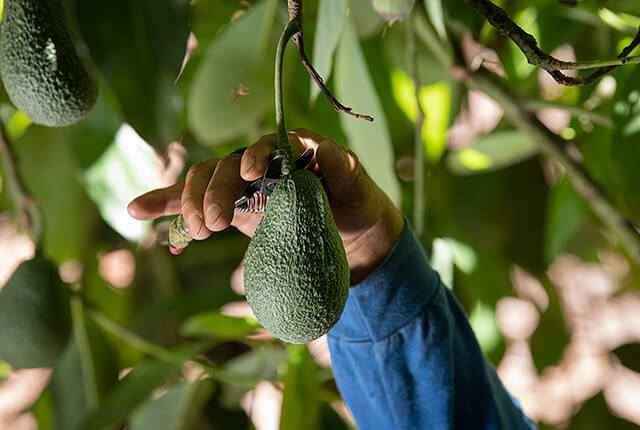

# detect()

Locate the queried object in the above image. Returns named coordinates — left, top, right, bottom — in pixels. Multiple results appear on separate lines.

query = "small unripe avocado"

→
left=244, top=169, right=349, bottom=344
left=0, top=257, right=71, bottom=368
left=0, top=0, right=97, bottom=126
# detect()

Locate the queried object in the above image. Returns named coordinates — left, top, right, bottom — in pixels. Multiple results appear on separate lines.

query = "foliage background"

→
left=1, top=0, right=640, bottom=428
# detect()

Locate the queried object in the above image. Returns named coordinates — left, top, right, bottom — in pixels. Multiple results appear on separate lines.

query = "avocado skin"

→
left=0, top=257, right=71, bottom=368
left=0, top=0, right=97, bottom=126
left=244, top=169, right=349, bottom=344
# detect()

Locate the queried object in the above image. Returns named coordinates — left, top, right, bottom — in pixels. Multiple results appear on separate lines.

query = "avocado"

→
left=243, top=168, right=349, bottom=344
left=0, top=0, right=97, bottom=126
left=0, top=256, right=71, bottom=368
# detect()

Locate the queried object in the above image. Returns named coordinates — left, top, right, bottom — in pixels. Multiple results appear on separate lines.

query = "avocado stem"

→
left=274, top=18, right=301, bottom=175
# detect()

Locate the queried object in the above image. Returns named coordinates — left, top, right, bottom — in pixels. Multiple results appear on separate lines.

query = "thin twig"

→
left=523, top=100, right=614, bottom=128
left=416, top=14, right=640, bottom=265
left=464, top=0, right=640, bottom=86
left=288, top=0, right=374, bottom=121
left=294, top=33, right=374, bottom=121
left=407, top=13, right=425, bottom=236
left=0, top=119, right=42, bottom=245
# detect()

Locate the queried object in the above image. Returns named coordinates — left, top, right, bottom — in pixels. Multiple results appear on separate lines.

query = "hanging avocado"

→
left=0, top=257, right=71, bottom=368
left=0, top=0, right=97, bottom=126
left=243, top=168, right=349, bottom=344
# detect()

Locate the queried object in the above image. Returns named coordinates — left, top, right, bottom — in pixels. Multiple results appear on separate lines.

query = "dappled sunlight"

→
left=0, top=215, right=35, bottom=289
left=241, top=381, right=282, bottom=430
left=0, top=368, right=51, bottom=429
left=498, top=253, right=640, bottom=426
left=98, top=249, right=136, bottom=289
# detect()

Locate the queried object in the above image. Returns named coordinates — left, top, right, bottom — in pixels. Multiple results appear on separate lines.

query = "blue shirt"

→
left=327, top=223, right=536, bottom=429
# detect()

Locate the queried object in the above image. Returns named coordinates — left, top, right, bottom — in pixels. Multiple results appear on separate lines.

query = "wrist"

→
left=343, top=208, right=404, bottom=285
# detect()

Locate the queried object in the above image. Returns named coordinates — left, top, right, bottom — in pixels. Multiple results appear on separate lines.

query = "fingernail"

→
left=205, top=203, right=223, bottom=229
left=241, top=156, right=256, bottom=178
left=339, top=146, right=351, bottom=169
left=188, top=214, right=203, bottom=238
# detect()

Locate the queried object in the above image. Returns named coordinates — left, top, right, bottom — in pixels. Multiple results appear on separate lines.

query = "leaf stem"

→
left=0, top=119, right=42, bottom=246
left=88, top=308, right=261, bottom=386
left=407, top=13, right=425, bottom=237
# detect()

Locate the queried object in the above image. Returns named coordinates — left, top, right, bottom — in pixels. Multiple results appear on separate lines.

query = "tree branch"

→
left=408, top=13, right=426, bottom=237
left=416, top=15, right=640, bottom=265
left=464, top=0, right=640, bottom=86
left=0, top=119, right=42, bottom=245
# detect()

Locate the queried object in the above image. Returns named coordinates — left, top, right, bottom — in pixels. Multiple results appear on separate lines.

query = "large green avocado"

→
left=244, top=168, right=349, bottom=344
left=0, top=0, right=97, bottom=126
left=0, top=256, right=71, bottom=368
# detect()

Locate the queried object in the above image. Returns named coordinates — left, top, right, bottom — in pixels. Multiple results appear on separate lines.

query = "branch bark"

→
left=464, top=0, right=640, bottom=86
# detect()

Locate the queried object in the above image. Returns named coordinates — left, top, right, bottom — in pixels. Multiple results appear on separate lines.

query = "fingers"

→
left=182, top=159, right=219, bottom=239
left=316, top=139, right=361, bottom=202
left=127, top=182, right=185, bottom=220
left=240, top=134, right=276, bottom=181
left=204, top=154, right=248, bottom=232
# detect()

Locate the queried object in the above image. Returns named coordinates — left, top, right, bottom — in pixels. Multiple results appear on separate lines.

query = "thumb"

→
left=315, top=140, right=361, bottom=202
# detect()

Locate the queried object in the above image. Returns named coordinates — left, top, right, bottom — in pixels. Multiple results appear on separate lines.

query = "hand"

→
left=128, top=129, right=404, bottom=284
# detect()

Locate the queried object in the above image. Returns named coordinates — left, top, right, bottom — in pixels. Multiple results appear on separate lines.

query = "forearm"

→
left=327, top=222, right=535, bottom=429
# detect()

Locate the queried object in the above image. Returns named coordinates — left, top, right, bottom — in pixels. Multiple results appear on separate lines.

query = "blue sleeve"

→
left=327, top=222, right=536, bottom=430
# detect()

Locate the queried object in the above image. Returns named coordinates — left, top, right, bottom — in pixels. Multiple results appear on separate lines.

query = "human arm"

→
left=127, top=129, right=534, bottom=429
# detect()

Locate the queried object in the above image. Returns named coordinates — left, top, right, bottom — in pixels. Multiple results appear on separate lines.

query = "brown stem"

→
left=288, top=0, right=374, bottom=122
left=293, top=33, right=374, bottom=122
left=464, top=0, right=640, bottom=86
left=0, top=120, right=43, bottom=245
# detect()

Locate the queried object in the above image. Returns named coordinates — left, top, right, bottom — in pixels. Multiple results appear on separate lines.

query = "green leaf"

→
left=75, top=0, right=190, bottom=145
left=309, top=0, right=348, bottom=104
left=447, top=131, right=539, bottom=175
left=129, top=380, right=214, bottom=430
left=181, top=311, right=261, bottom=339
left=335, top=16, right=401, bottom=206
left=82, top=359, right=183, bottom=430
left=610, top=67, right=640, bottom=223
left=544, top=177, right=589, bottom=263
left=188, top=1, right=273, bottom=144
left=280, top=345, right=321, bottom=430
left=370, top=0, right=416, bottom=22
left=424, top=0, right=447, bottom=40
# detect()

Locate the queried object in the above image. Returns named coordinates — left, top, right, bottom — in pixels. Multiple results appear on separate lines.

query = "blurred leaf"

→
left=16, top=126, right=96, bottom=263
left=188, top=1, right=273, bottom=144
left=5, top=110, right=32, bottom=141
left=52, top=343, right=92, bottom=430
left=544, top=177, right=589, bottom=263
left=420, top=82, right=450, bottom=163
left=469, top=301, right=501, bottom=354
left=348, top=0, right=385, bottom=38
left=84, top=125, right=164, bottom=242
left=280, top=345, right=321, bottom=430
left=0, top=360, right=11, bottom=379
left=181, top=311, right=260, bottom=339
left=309, top=0, right=347, bottom=104
left=430, top=237, right=477, bottom=288
left=447, top=131, right=538, bottom=175
left=424, top=0, right=447, bottom=41
left=335, top=16, right=401, bottom=206
left=129, top=380, right=214, bottom=430
left=76, top=0, right=189, bottom=145
left=83, top=359, right=183, bottom=430
left=610, top=67, right=640, bottom=223
left=31, top=388, right=54, bottom=430
left=370, top=0, right=416, bottom=22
